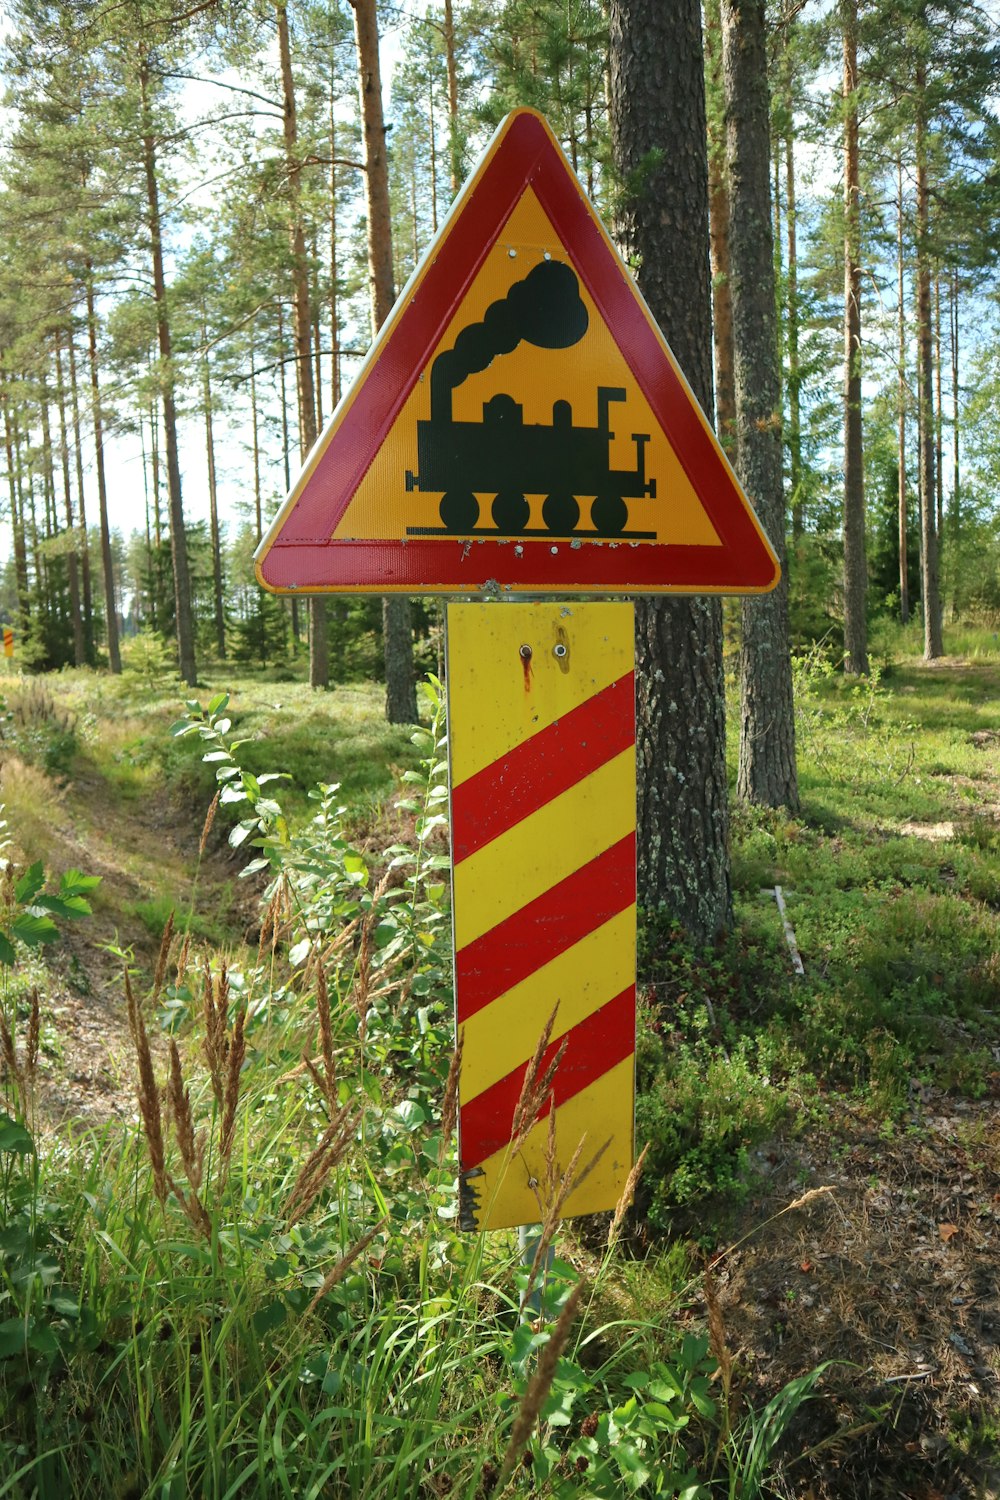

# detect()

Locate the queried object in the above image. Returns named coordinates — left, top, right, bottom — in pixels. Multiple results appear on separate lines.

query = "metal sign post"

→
left=446, top=601, right=636, bottom=1232
left=254, top=106, right=781, bottom=1256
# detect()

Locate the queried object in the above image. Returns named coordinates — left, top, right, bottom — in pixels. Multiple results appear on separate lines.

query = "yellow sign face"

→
left=336, top=188, right=721, bottom=550
left=255, top=108, right=780, bottom=597
left=448, top=602, right=636, bottom=1231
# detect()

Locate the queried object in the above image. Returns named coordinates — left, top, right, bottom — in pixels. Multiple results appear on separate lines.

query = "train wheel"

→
left=542, top=491, right=580, bottom=533
left=439, top=490, right=479, bottom=532
left=491, top=489, right=530, bottom=533
left=591, top=492, right=628, bottom=535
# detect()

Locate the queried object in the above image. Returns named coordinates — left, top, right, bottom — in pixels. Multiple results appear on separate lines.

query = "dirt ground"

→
left=14, top=763, right=256, bottom=1131
left=689, top=1086, right=1000, bottom=1499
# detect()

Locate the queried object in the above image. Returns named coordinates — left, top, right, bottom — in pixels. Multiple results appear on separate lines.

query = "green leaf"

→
left=28, top=1324, right=59, bottom=1357
left=0, top=1318, right=27, bottom=1359
left=14, top=861, right=45, bottom=904
left=59, top=870, right=101, bottom=896
left=251, top=1299, right=287, bottom=1337
left=0, top=1115, right=35, bottom=1154
left=11, top=911, right=59, bottom=948
left=34, top=894, right=92, bottom=919
left=207, top=692, right=230, bottom=715
left=47, top=1294, right=79, bottom=1319
left=680, top=1333, right=710, bottom=1370
left=0, top=933, right=16, bottom=967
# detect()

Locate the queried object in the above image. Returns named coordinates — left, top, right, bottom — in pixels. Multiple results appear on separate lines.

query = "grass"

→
left=0, top=625, right=997, bottom=1496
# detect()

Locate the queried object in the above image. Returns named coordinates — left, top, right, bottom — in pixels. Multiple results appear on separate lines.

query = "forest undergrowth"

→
left=0, top=631, right=997, bottom=1499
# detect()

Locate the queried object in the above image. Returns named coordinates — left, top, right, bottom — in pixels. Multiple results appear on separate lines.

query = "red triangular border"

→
left=256, top=110, right=779, bottom=596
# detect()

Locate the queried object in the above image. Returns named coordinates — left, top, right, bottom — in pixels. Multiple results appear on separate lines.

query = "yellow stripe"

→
left=465, top=1056, right=635, bottom=1232
left=452, top=750, right=635, bottom=950
left=447, top=602, right=634, bottom=783
left=459, top=906, right=636, bottom=1101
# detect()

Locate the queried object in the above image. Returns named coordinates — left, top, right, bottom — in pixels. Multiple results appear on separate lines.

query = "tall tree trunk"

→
left=40, top=397, right=56, bottom=542
left=704, top=0, right=736, bottom=454
left=276, top=300, right=300, bottom=648
left=54, top=334, right=85, bottom=666
left=352, top=0, right=417, bottom=725
left=609, top=0, right=732, bottom=942
left=723, top=0, right=798, bottom=813
left=934, top=270, right=944, bottom=543
left=84, top=269, right=121, bottom=673
left=915, top=63, right=943, bottom=660
left=140, top=415, right=157, bottom=631
left=277, top=0, right=329, bottom=689
left=785, top=95, right=803, bottom=538
left=329, top=106, right=341, bottom=403
left=139, top=52, right=196, bottom=687
left=200, top=327, right=226, bottom=657
left=310, top=229, right=324, bottom=429
left=443, top=0, right=461, bottom=195
left=0, top=370, right=31, bottom=626
left=250, top=340, right=263, bottom=545
left=428, top=73, right=439, bottom=236
left=842, top=1, right=868, bottom=674
left=950, top=267, right=960, bottom=614
left=67, top=333, right=94, bottom=659
left=896, top=155, right=910, bottom=625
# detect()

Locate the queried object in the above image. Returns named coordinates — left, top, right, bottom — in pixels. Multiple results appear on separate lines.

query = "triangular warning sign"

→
left=255, top=109, right=779, bottom=597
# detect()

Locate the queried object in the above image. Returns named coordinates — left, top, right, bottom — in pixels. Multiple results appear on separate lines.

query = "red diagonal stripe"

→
left=455, top=833, right=635, bottom=1023
left=459, top=985, right=635, bottom=1170
left=451, top=672, right=635, bottom=863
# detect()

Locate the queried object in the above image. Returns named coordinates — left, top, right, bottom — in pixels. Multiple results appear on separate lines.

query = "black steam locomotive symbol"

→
left=404, top=260, right=657, bottom=539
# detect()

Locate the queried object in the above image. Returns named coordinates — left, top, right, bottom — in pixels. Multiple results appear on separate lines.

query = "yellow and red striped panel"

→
left=447, top=602, right=636, bottom=1231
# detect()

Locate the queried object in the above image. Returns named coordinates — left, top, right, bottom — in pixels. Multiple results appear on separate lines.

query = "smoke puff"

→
left=432, top=259, right=588, bottom=402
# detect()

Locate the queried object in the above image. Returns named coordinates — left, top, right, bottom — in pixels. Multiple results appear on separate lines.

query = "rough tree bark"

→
left=67, top=334, right=94, bottom=658
left=722, top=0, right=798, bottom=814
left=84, top=268, right=121, bottom=674
left=842, top=0, right=869, bottom=675
left=609, top=0, right=733, bottom=942
left=897, top=154, right=910, bottom=624
left=352, top=0, right=417, bottom=726
left=201, top=317, right=225, bottom=657
left=54, top=334, right=85, bottom=666
left=784, top=71, right=803, bottom=539
left=139, top=51, right=196, bottom=687
left=704, top=0, right=736, bottom=453
left=277, top=0, right=329, bottom=689
left=915, top=58, right=943, bottom=659
left=0, top=372, right=31, bottom=627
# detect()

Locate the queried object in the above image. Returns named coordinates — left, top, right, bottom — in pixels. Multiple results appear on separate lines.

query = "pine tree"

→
left=609, top=0, right=732, bottom=941
left=722, top=0, right=798, bottom=812
left=352, top=0, right=417, bottom=726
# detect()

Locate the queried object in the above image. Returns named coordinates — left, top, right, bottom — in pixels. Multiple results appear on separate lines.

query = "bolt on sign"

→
left=254, top=108, right=779, bottom=597
left=448, top=603, right=635, bottom=1232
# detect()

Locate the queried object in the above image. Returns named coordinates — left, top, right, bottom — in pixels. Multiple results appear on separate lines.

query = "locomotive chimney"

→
left=429, top=259, right=587, bottom=422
